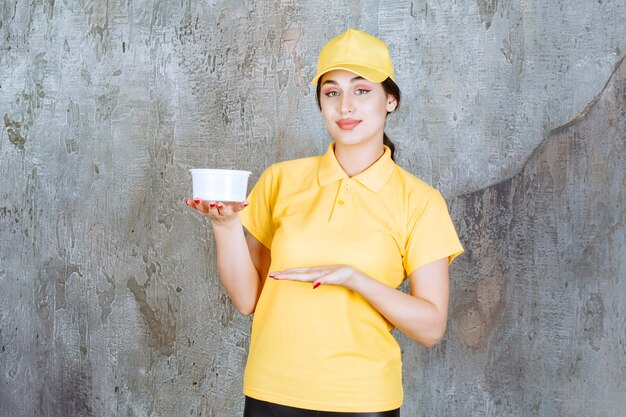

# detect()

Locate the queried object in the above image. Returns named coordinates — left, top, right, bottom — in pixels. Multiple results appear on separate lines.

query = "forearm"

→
left=211, top=217, right=261, bottom=316
left=346, top=272, right=447, bottom=347
left=269, top=261, right=449, bottom=346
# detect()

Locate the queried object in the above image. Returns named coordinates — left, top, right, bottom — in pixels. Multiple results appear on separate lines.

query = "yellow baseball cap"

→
left=311, top=28, right=395, bottom=85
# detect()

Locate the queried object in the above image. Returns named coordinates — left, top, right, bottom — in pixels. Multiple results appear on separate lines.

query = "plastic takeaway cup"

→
left=190, top=169, right=252, bottom=202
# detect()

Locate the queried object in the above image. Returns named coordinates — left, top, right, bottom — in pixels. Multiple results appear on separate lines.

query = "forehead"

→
left=320, top=69, right=371, bottom=84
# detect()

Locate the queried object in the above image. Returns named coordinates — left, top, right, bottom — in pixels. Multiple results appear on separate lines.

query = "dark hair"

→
left=315, top=77, right=401, bottom=161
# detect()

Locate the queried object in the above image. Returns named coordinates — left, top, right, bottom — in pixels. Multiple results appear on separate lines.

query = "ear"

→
left=386, top=95, right=398, bottom=113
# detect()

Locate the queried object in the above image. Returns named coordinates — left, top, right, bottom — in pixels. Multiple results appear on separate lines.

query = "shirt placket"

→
left=329, top=178, right=353, bottom=226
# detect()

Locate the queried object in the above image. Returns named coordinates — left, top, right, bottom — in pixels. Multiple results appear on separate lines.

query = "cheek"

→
left=320, top=110, right=335, bottom=130
left=357, top=90, right=387, bottom=113
left=320, top=103, right=337, bottom=123
left=362, top=99, right=389, bottom=121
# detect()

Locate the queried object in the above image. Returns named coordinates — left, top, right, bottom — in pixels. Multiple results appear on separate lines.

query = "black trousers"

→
left=243, top=396, right=400, bottom=417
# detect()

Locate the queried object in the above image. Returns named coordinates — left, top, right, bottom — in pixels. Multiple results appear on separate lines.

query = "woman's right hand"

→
left=184, top=199, right=249, bottom=226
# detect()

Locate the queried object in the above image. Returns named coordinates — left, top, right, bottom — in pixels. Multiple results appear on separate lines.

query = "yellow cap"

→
left=311, top=29, right=395, bottom=85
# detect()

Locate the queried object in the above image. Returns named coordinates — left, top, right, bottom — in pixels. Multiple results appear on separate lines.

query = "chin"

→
left=333, top=135, right=374, bottom=147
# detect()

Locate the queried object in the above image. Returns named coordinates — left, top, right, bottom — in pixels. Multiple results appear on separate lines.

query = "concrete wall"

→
left=1, top=1, right=624, bottom=416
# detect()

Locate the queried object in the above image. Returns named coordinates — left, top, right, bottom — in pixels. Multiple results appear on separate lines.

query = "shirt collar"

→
left=318, top=142, right=395, bottom=192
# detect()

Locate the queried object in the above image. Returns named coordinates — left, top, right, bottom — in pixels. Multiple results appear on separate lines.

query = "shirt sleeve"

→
left=238, top=165, right=277, bottom=250
left=403, top=189, right=464, bottom=276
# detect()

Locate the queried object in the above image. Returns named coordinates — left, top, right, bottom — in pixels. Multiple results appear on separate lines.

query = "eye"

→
left=324, top=90, right=340, bottom=97
left=354, top=88, right=370, bottom=95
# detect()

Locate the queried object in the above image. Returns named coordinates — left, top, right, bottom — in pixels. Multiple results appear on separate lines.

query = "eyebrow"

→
left=321, top=76, right=366, bottom=86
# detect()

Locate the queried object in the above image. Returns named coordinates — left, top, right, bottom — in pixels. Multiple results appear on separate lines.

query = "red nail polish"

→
left=243, top=201, right=249, bottom=207
left=209, top=203, right=215, bottom=208
left=194, top=200, right=200, bottom=204
left=217, top=204, right=223, bottom=209
left=313, top=282, right=321, bottom=289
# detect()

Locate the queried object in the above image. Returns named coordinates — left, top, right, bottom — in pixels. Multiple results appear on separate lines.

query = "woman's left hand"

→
left=268, top=265, right=359, bottom=289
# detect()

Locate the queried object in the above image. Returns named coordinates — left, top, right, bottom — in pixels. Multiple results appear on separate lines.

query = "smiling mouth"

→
left=336, top=119, right=362, bottom=130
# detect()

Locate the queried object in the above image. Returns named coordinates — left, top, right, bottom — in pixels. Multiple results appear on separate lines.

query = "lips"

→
left=336, top=119, right=361, bottom=130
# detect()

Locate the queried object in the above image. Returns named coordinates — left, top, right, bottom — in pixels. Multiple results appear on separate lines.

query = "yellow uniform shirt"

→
left=239, top=143, right=464, bottom=412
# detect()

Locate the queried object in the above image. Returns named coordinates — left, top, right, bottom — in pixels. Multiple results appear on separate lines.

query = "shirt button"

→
left=337, top=200, right=345, bottom=205
left=345, top=181, right=351, bottom=188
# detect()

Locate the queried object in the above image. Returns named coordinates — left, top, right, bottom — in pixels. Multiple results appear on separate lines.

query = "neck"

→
left=333, top=141, right=385, bottom=177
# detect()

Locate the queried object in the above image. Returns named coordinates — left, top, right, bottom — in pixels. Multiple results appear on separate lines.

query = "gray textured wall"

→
left=1, top=1, right=624, bottom=416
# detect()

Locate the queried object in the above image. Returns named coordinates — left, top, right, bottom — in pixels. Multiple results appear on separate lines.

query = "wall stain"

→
left=35, top=268, right=52, bottom=321
left=219, top=291, right=234, bottom=327
left=95, top=86, right=120, bottom=123
left=3, top=52, right=49, bottom=151
left=282, top=26, right=309, bottom=90
left=454, top=304, right=484, bottom=349
left=157, top=209, right=175, bottom=232
left=80, top=69, right=92, bottom=87
left=97, top=269, right=116, bottom=325
left=64, top=101, right=82, bottom=154
left=89, top=18, right=109, bottom=57
left=127, top=276, right=176, bottom=356
left=4, top=114, right=26, bottom=150
left=40, top=256, right=83, bottom=311
left=453, top=250, right=506, bottom=351
left=476, top=0, right=498, bottom=29
left=581, top=293, right=605, bottom=351
left=142, top=255, right=161, bottom=279
left=0, top=206, right=23, bottom=235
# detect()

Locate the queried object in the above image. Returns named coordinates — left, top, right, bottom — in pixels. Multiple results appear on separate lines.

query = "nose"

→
left=341, top=94, right=354, bottom=114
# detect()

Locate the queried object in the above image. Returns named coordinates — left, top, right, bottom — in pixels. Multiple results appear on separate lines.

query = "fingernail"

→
left=243, top=201, right=249, bottom=207
left=194, top=200, right=200, bottom=204
left=185, top=200, right=190, bottom=206
left=313, top=282, right=321, bottom=289
left=217, top=204, right=223, bottom=209
left=209, top=203, right=215, bottom=208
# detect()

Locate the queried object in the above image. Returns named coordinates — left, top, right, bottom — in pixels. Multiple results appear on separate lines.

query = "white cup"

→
left=190, top=169, right=252, bottom=202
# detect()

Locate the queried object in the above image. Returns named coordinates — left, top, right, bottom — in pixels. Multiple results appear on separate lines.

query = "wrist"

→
left=345, top=268, right=367, bottom=292
left=210, top=215, right=241, bottom=231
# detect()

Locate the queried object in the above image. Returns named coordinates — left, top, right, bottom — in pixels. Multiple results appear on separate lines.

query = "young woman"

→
left=186, top=29, right=464, bottom=417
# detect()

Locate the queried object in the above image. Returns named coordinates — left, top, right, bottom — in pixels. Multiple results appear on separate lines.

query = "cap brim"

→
left=310, top=65, right=391, bottom=85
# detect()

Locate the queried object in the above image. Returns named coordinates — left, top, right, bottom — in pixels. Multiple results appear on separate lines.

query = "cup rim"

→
left=190, top=169, right=251, bottom=176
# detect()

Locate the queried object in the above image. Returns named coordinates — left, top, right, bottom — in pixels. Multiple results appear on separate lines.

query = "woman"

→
left=186, top=29, right=464, bottom=417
